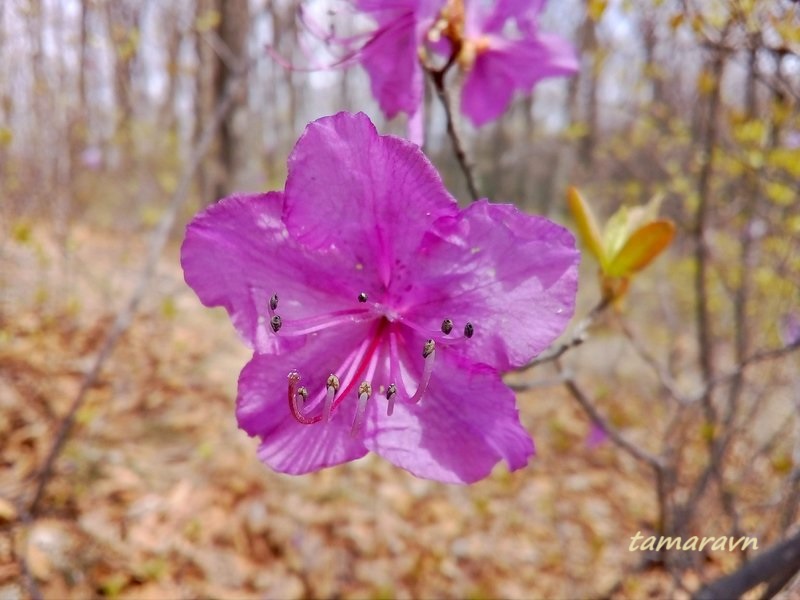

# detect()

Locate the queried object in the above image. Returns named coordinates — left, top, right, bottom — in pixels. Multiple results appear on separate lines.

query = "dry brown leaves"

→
left=0, top=223, right=720, bottom=599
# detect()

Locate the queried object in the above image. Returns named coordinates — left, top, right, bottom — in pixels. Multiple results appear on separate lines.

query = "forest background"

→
left=1, top=0, right=799, bottom=598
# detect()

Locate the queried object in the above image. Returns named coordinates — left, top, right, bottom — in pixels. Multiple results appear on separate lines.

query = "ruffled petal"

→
left=363, top=349, right=534, bottom=484
left=236, top=324, right=377, bottom=474
left=181, top=192, right=375, bottom=351
left=403, top=200, right=579, bottom=370
left=461, top=33, right=578, bottom=127
left=283, top=112, right=458, bottom=288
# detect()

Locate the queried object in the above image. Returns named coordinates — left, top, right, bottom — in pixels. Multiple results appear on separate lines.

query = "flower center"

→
left=267, top=291, right=474, bottom=434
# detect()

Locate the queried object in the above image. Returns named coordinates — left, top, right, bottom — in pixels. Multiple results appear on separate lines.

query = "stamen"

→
left=464, top=322, right=474, bottom=338
left=358, top=292, right=368, bottom=303
left=269, top=293, right=279, bottom=312
left=441, top=318, right=453, bottom=335
left=287, top=371, right=322, bottom=425
left=410, top=341, right=435, bottom=404
left=387, top=330, right=436, bottom=406
left=268, top=307, right=373, bottom=337
left=386, top=383, right=397, bottom=416
left=323, top=374, right=339, bottom=423
left=297, top=386, right=309, bottom=405
left=351, top=381, right=372, bottom=436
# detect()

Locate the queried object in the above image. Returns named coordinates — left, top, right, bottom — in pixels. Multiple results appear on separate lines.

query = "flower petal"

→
left=363, top=350, right=534, bottom=484
left=404, top=200, right=579, bottom=370
left=181, top=192, right=370, bottom=351
left=461, top=33, right=578, bottom=127
left=283, top=112, right=458, bottom=287
left=236, top=324, right=376, bottom=475
left=358, top=13, right=424, bottom=118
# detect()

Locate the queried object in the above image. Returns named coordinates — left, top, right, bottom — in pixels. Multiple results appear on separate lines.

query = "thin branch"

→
left=694, top=527, right=800, bottom=600
left=16, top=504, right=43, bottom=600
left=513, top=296, right=611, bottom=374
left=618, top=318, right=687, bottom=404
left=425, top=62, right=480, bottom=201
left=691, top=339, right=800, bottom=404
left=27, top=58, right=252, bottom=516
left=557, top=362, right=665, bottom=473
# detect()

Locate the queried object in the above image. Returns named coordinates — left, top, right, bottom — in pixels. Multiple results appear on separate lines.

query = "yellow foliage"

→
left=0, top=127, right=12, bottom=146
left=588, top=0, right=608, bottom=22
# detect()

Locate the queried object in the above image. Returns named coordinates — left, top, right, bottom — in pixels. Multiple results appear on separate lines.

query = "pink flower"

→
left=354, top=0, right=444, bottom=120
left=454, top=0, right=580, bottom=126
left=350, top=0, right=578, bottom=128
left=181, top=112, right=579, bottom=483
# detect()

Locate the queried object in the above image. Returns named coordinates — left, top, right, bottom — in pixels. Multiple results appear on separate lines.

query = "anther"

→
left=464, top=322, right=474, bottom=338
left=297, top=386, right=309, bottom=404
left=323, top=374, right=340, bottom=423
left=327, top=374, right=340, bottom=391
left=270, top=314, right=282, bottom=333
left=351, top=381, right=372, bottom=435
left=358, top=292, right=368, bottom=303
left=386, top=383, right=398, bottom=416
left=441, top=318, right=454, bottom=335
left=410, top=341, right=436, bottom=404
left=269, top=293, right=279, bottom=311
left=287, top=371, right=321, bottom=425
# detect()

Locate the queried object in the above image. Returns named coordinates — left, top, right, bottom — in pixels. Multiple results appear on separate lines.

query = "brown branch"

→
left=694, top=527, right=800, bottom=600
left=15, top=503, right=43, bottom=600
left=557, top=362, right=665, bottom=473
left=425, top=61, right=480, bottom=201
left=513, top=296, right=611, bottom=375
left=27, top=58, right=252, bottom=516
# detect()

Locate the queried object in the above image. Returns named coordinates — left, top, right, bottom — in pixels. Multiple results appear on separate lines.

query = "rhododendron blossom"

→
left=181, top=112, right=579, bottom=483
left=446, top=0, right=580, bottom=126
left=337, top=0, right=577, bottom=131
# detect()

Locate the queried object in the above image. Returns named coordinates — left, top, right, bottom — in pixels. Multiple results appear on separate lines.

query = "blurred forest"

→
left=1, top=0, right=800, bottom=598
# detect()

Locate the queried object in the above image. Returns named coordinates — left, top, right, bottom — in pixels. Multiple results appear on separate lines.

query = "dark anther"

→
left=387, top=383, right=398, bottom=398
left=464, top=322, right=474, bottom=338
left=358, top=292, right=368, bottom=303
left=270, top=315, right=282, bottom=332
left=423, top=339, right=436, bottom=358
left=297, top=386, right=309, bottom=402
left=269, top=293, right=279, bottom=311
left=441, top=318, right=454, bottom=335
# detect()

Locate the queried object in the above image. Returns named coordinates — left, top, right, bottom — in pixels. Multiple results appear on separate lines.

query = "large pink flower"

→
left=181, top=112, right=579, bottom=483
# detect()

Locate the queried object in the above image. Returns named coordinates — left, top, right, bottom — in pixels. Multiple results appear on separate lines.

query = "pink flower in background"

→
left=181, top=112, right=579, bottom=483
left=453, top=0, right=580, bottom=126
left=350, top=0, right=578, bottom=128
left=781, top=313, right=800, bottom=347
left=354, top=0, right=444, bottom=121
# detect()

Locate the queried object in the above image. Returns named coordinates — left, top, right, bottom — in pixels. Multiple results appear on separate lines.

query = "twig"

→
left=694, top=527, right=800, bottom=600
left=557, top=362, right=664, bottom=473
left=618, top=317, right=687, bottom=404
left=690, top=339, right=800, bottom=404
left=27, top=58, right=252, bottom=516
left=513, top=296, right=611, bottom=374
left=425, top=61, right=480, bottom=201
left=16, top=503, right=43, bottom=600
